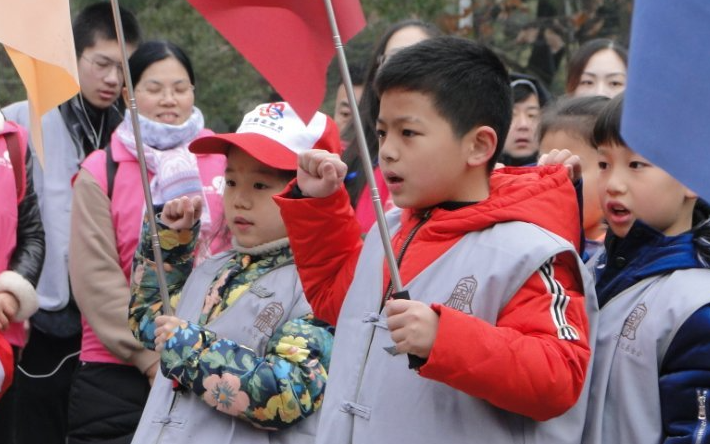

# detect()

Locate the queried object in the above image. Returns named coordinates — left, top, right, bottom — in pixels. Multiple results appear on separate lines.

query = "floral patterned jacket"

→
left=129, top=217, right=333, bottom=430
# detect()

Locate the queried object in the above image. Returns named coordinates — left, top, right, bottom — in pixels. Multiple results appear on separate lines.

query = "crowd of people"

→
left=0, top=2, right=708, bottom=444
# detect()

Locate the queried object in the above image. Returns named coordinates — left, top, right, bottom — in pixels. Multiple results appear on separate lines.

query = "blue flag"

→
left=621, top=0, right=710, bottom=201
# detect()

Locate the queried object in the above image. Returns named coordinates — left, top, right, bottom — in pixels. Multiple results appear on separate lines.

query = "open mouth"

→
left=158, top=113, right=180, bottom=122
left=384, top=171, right=403, bottom=184
left=608, top=204, right=630, bottom=216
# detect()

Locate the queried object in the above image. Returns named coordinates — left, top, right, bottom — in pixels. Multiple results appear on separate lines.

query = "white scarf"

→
left=117, top=107, right=213, bottom=255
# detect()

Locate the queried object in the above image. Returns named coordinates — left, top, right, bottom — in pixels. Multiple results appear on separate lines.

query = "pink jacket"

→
left=353, top=166, right=393, bottom=234
left=0, top=121, right=26, bottom=347
left=76, top=130, right=227, bottom=365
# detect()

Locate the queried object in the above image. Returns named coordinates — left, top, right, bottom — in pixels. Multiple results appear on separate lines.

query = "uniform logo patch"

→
left=254, top=302, right=284, bottom=336
left=249, top=284, right=274, bottom=299
left=443, top=276, right=476, bottom=314
left=621, top=303, right=647, bottom=340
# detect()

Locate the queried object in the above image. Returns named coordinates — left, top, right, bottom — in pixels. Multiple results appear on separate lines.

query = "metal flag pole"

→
left=322, top=0, right=404, bottom=294
left=109, top=0, right=173, bottom=316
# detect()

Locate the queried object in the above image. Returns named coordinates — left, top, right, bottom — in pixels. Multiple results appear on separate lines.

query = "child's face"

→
left=540, top=130, right=603, bottom=239
left=377, top=89, right=488, bottom=209
left=597, top=143, right=695, bottom=238
left=223, top=149, right=291, bottom=248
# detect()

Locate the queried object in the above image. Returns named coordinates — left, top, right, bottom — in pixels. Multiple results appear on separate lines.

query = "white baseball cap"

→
left=189, top=102, right=341, bottom=170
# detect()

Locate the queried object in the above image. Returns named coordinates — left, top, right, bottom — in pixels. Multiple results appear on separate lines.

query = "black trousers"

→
left=0, top=327, right=81, bottom=444
left=67, top=362, right=151, bottom=444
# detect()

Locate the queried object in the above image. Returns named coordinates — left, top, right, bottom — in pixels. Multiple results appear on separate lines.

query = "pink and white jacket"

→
left=69, top=130, right=228, bottom=372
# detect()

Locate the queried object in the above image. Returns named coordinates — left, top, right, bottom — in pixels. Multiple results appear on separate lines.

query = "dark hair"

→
left=565, top=39, right=628, bottom=95
left=128, top=41, right=196, bottom=87
left=374, top=36, right=512, bottom=172
left=342, top=61, right=366, bottom=87
left=510, top=73, right=551, bottom=108
left=539, top=95, right=609, bottom=146
left=592, top=93, right=626, bottom=149
left=342, top=19, right=442, bottom=207
left=73, top=3, right=141, bottom=57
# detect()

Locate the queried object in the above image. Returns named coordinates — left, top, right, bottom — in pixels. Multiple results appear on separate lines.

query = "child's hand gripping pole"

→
left=383, top=290, right=429, bottom=370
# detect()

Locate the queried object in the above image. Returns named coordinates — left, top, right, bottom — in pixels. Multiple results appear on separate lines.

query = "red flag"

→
left=186, top=0, right=366, bottom=123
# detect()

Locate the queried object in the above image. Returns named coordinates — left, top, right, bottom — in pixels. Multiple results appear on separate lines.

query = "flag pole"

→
left=322, top=0, right=404, bottom=293
left=109, top=0, right=173, bottom=316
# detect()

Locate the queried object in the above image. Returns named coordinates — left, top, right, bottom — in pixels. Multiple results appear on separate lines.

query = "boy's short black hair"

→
left=592, top=94, right=627, bottom=149
left=73, top=3, right=142, bottom=57
left=374, top=36, right=512, bottom=172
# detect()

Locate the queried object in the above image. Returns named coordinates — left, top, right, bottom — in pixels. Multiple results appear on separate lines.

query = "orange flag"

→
left=0, top=0, right=80, bottom=166
left=187, top=0, right=366, bottom=123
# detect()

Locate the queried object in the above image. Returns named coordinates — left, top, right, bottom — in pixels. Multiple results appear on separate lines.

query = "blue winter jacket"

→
left=593, top=202, right=710, bottom=443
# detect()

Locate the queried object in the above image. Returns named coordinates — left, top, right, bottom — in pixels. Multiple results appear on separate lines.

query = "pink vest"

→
left=0, top=121, right=28, bottom=347
left=78, top=130, right=227, bottom=365
left=354, top=166, right=393, bottom=234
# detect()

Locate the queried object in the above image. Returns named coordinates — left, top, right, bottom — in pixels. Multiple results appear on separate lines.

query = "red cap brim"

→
left=189, top=133, right=298, bottom=170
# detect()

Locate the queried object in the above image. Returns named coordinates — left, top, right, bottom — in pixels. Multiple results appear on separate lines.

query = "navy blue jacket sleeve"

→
left=660, top=304, right=710, bottom=443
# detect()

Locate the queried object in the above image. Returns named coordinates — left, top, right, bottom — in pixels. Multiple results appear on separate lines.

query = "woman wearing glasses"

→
left=66, top=41, right=229, bottom=444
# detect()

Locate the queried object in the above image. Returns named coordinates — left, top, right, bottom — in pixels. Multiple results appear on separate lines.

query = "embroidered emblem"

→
left=249, top=284, right=274, bottom=299
left=621, top=303, right=647, bottom=340
left=443, top=276, right=476, bottom=314
left=253, top=302, right=284, bottom=336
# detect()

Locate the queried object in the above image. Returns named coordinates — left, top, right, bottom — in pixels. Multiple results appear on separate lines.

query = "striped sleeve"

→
left=538, top=258, right=580, bottom=341
left=420, top=252, right=591, bottom=421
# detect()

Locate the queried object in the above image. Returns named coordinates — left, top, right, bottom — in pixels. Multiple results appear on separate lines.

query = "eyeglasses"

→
left=82, top=56, right=124, bottom=80
left=135, top=82, right=195, bottom=100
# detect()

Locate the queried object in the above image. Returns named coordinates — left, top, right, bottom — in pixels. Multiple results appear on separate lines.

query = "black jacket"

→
left=10, top=145, right=45, bottom=286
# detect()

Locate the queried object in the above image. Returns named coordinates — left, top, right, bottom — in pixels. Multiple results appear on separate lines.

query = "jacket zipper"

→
left=695, top=388, right=708, bottom=444
left=382, top=210, right=432, bottom=302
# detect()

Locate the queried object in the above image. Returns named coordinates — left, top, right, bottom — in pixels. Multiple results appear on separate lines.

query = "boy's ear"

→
left=463, top=125, right=497, bottom=167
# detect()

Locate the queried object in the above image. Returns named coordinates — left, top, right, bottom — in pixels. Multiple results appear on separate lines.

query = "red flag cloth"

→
left=187, top=0, right=365, bottom=123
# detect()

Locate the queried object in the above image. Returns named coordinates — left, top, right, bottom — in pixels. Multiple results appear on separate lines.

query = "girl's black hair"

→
left=128, top=41, right=196, bottom=87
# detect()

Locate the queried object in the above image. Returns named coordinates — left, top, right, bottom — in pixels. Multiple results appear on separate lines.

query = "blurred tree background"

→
left=1, top=0, right=632, bottom=132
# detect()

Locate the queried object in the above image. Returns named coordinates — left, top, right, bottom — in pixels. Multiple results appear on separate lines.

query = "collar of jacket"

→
left=595, top=219, right=703, bottom=308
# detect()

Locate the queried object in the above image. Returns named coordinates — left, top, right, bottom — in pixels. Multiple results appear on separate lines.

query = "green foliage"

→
left=1, top=0, right=632, bottom=130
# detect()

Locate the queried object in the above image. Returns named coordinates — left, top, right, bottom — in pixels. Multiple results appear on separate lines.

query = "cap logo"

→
left=259, top=102, right=285, bottom=120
